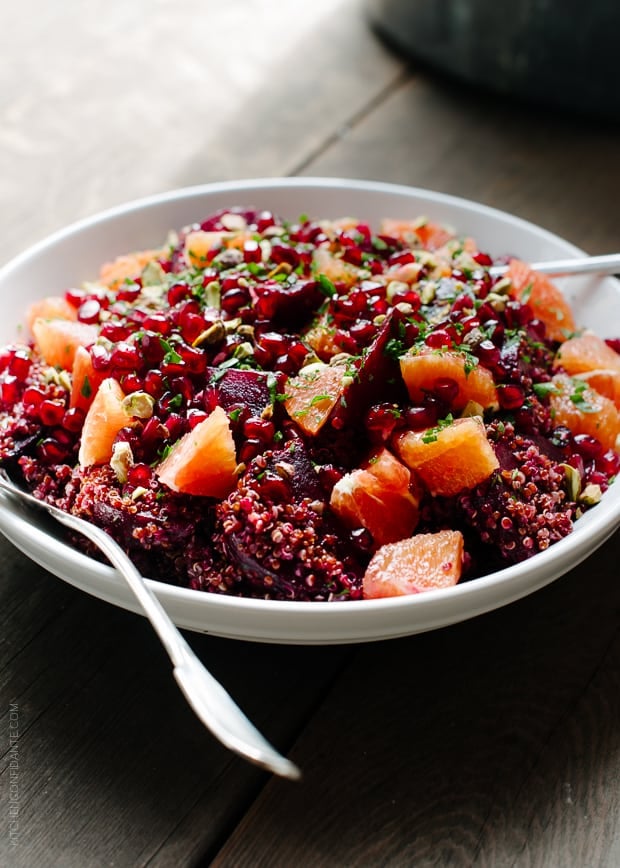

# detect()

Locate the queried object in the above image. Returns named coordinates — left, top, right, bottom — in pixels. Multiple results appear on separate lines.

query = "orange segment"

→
left=284, top=363, right=347, bottom=436
left=32, top=318, right=98, bottom=370
left=155, top=406, right=237, bottom=499
left=394, top=417, right=499, bottom=497
left=362, top=530, right=464, bottom=598
left=379, top=218, right=454, bottom=250
left=26, top=296, right=77, bottom=333
left=99, top=248, right=165, bottom=290
left=507, top=259, right=576, bottom=342
left=70, top=346, right=106, bottom=412
left=549, top=373, right=619, bottom=451
left=554, top=331, right=620, bottom=374
left=304, top=313, right=341, bottom=361
left=330, top=448, right=420, bottom=547
left=312, top=246, right=361, bottom=289
left=574, top=370, right=620, bottom=410
left=78, top=378, right=130, bottom=468
left=183, top=230, right=231, bottom=268
left=554, top=332, right=620, bottom=409
left=399, top=349, right=498, bottom=411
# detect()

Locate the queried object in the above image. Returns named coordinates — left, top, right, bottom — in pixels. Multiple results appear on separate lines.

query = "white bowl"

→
left=0, top=177, right=618, bottom=644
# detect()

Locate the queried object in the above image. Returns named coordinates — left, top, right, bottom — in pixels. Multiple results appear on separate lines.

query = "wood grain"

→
left=303, top=72, right=620, bottom=253
left=211, top=534, right=620, bottom=868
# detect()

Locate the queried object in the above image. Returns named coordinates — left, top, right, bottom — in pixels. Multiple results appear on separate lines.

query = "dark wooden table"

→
left=1, top=2, right=620, bottom=865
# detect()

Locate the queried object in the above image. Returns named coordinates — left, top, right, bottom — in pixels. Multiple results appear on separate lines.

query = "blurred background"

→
left=2, top=0, right=618, bottom=269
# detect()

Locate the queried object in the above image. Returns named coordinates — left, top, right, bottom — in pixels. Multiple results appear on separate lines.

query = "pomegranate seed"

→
left=242, top=417, right=275, bottom=444
left=243, top=240, right=262, bottom=263
left=100, top=322, right=131, bottom=342
left=404, top=403, right=439, bottom=429
left=573, top=433, right=603, bottom=460
left=90, top=345, right=111, bottom=372
left=483, top=319, right=505, bottom=345
left=116, top=284, right=142, bottom=302
left=121, top=373, right=144, bottom=393
left=187, top=409, right=209, bottom=429
left=62, top=407, right=85, bottom=433
left=142, top=314, right=170, bottom=335
left=128, top=463, right=152, bottom=487
left=597, top=449, right=620, bottom=476
left=433, top=377, right=459, bottom=404
left=78, top=299, right=102, bottom=324
left=497, top=384, right=525, bottom=410
left=365, top=403, right=402, bottom=442
left=110, top=342, right=140, bottom=371
left=144, top=369, right=165, bottom=399
left=0, top=375, right=20, bottom=405
left=604, top=338, right=620, bottom=354
left=238, top=438, right=262, bottom=464
left=164, top=413, right=187, bottom=441
left=178, top=312, right=206, bottom=344
left=505, top=300, right=533, bottom=328
left=221, top=288, right=250, bottom=315
left=23, top=386, right=46, bottom=407
left=425, top=329, right=452, bottom=349
left=8, top=349, right=32, bottom=381
left=167, top=283, right=191, bottom=306
left=317, top=464, right=344, bottom=494
left=39, top=399, right=66, bottom=427
left=476, top=340, right=501, bottom=367
left=473, top=252, right=493, bottom=267
left=38, top=438, right=68, bottom=464
left=65, top=288, right=86, bottom=307
left=140, top=334, right=166, bottom=365
left=170, top=376, right=194, bottom=403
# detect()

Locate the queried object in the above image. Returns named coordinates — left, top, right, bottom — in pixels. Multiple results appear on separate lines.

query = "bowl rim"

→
left=0, top=176, right=618, bottom=640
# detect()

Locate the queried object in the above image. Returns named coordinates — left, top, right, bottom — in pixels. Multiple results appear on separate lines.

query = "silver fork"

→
left=0, top=467, right=301, bottom=781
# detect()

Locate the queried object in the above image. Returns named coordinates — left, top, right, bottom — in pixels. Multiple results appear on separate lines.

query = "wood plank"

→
left=0, top=0, right=404, bottom=266
left=301, top=72, right=620, bottom=253
left=210, top=533, right=620, bottom=867
left=0, top=574, right=352, bottom=867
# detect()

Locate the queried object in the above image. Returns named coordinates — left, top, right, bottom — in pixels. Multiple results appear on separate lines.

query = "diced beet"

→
left=327, top=309, right=409, bottom=433
left=206, top=367, right=286, bottom=417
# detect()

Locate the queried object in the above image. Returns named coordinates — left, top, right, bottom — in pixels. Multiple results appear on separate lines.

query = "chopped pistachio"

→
left=141, top=260, right=166, bottom=287
left=491, top=276, right=512, bottom=296
left=301, top=350, right=321, bottom=368
left=232, top=341, right=254, bottom=359
left=486, top=292, right=508, bottom=312
left=420, top=281, right=438, bottom=304
left=122, top=391, right=155, bottom=419
left=561, top=463, right=582, bottom=501
left=192, top=320, right=226, bottom=347
left=394, top=301, right=414, bottom=315
left=204, top=280, right=221, bottom=309
left=579, top=483, right=602, bottom=506
left=220, top=213, right=247, bottom=232
left=274, top=461, right=296, bottom=480
left=224, top=317, right=242, bottom=334
left=373, top=314, right=387, bottom=326
left=110, top=441, right=134, bottom=484
left=461, top=400, right=484, bottom=419
left=267, top=261, right=293, bottom=279
left=329, top=353, right=353, bottom=367
left=130, top=486, right=149, bottom=502
left=57, top=370, right=72, bottom=391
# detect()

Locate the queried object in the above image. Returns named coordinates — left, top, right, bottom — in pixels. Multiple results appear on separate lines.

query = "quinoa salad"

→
left=0, top=207, right=618, bottom=601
